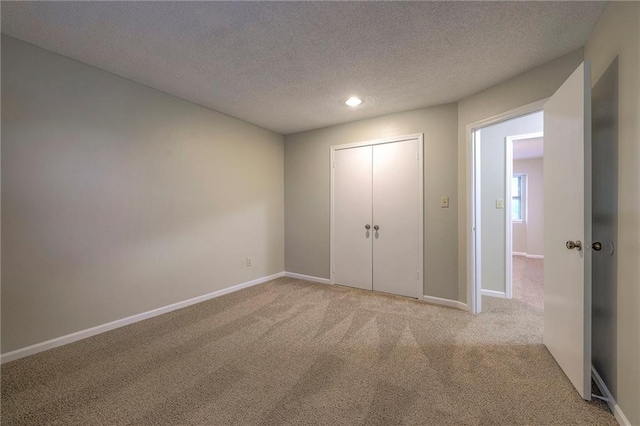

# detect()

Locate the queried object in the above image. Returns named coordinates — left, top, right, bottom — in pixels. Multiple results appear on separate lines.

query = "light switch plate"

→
left=441, top=196, right=449, bottom=208
left=496, top=198, right=504, bottom=209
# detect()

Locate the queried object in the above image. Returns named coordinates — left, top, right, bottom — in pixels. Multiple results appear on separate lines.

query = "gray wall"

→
left=284, top=104, right=459, bottom=300
left=591, top=58, right=618, bottom=419
left=512, top=158, right=544, bottom=256
left=3, top=6, right=637, bottom=418
left=457, top=48, right=585, bottom=302
left=1, top=36, right=285, bottom=353
left=479, top=112, right=542, bottom=293
left=585, top=2, right=640, bottom=424
left=285, top=49, right=587, bottom=304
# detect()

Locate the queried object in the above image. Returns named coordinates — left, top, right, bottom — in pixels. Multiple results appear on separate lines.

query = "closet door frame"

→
left=330, top=134, right=424, bottom=299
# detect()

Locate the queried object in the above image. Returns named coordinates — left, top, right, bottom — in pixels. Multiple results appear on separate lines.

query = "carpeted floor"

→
left=2, top=273, right=615, bottom=425
left=512, top=255, right=544, bottom=311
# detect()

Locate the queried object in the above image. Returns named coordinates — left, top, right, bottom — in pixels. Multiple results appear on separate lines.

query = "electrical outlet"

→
left=440, top=196, right=449, bottom=208
left=246, top=257, right=252, bottom=267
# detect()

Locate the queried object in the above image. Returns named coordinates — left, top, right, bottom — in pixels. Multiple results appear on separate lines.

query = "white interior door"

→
left=372, top=139, right=421, bottom=298
left=543, top=61, right=592, bottom=400
left=333, top=145, right=373, bottom=290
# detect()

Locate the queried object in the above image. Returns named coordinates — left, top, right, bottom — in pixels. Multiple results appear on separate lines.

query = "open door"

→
left=543, top=62, right=592, bottom=400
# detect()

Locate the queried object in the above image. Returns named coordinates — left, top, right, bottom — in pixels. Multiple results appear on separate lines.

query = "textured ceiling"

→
left=2, top=1, right=605, bottom=134
left=514, top=137, right=544, bottom=160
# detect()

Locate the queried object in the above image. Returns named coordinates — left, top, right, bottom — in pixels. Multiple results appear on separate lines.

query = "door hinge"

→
left=332, top=161, right=336, bottom=169
left=417, top=271, right=420, bottom=280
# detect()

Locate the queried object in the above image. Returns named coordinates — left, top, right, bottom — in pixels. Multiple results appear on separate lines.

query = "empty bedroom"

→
left=1, top=2, right=638, bottom=425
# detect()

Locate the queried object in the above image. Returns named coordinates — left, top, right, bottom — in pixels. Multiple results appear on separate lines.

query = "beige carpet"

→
left=512, top=256, right=544, bottom=311
left=2, top=276, right=614, bottom=425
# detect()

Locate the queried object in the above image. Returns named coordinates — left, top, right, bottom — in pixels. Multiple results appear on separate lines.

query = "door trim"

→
left=505, top=132, right=543, bottom=300
left=330, top=134, right=424, bottom=299
left=466, top=99, right=547, bottom=314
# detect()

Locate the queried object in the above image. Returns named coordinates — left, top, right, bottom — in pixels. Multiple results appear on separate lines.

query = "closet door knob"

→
left=566, top=240, right=582, bottom=251
left=365, top=224, right=371, bottom=230
left=373, top=225, right=380, bottom=231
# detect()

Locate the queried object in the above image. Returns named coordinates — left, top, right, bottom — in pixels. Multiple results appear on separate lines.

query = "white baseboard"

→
left=512, top=252, right=544, bottom=259
left=285, top=276, right=467, bottom=315
left=481, top=289, right=506, bottom=299
left=592, top=365, right=631, bottom=426
left=284, top=272, right=331, bottom=285
left=0, top=271, right=286, bottom=364
left=422, top=295, right=468, bottom=311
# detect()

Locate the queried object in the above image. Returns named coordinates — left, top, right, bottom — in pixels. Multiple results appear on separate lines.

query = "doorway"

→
left=508, top=133, right=544, bottom=310
left=466, top=100, right=547, bottom=313
left=467, top=62, right=599, bottom=401
left=472, top=112, right=544, bottom=309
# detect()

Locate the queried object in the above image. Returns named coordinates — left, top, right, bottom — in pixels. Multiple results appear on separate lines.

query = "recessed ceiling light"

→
left=345, top=96, right=363, bottom=107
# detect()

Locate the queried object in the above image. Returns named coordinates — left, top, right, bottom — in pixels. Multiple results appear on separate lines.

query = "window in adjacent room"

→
left=512, top=174, right=526, bottom=222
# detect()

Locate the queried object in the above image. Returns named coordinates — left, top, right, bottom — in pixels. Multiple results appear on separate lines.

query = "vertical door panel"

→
left=543, top=62, right=592, bottom=399
left=334, top=146, right=373, bottom=290
left=372, top=139, right=420, bottom=298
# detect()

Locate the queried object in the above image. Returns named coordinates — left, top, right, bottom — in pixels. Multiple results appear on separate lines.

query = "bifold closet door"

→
left=333, top=145, right=373, bottom=290
left=372, top=139, right=420, bottom=298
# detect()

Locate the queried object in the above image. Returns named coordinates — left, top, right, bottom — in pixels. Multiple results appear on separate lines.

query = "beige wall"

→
left=457, top=48, right=584, bottom=302
left=512, top=158, right=543, bottom=256
left=585, top=2, right=640, bottom=424
left=284, top=104, right=459, bottom=300
left=512, top=220, right=527, bottom=254
left=1, top=36, right=285, bottom=353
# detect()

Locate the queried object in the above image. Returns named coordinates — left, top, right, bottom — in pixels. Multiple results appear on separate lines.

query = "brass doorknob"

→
left=592, top=242, right=602, bottom=251
left=365, top=224, right=371, bottom=230
left=373, top=225, right=380, bottom=231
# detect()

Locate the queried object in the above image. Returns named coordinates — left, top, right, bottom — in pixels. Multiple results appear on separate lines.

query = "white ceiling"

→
left=1, top=2, right=605, bottom=134
left=513, top=137, right=544, bottom=160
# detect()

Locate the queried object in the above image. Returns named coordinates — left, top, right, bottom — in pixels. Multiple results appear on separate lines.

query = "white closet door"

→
left=333, top=146, right=373, bottom=290
left=372, top=139, right=420, bottom=298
